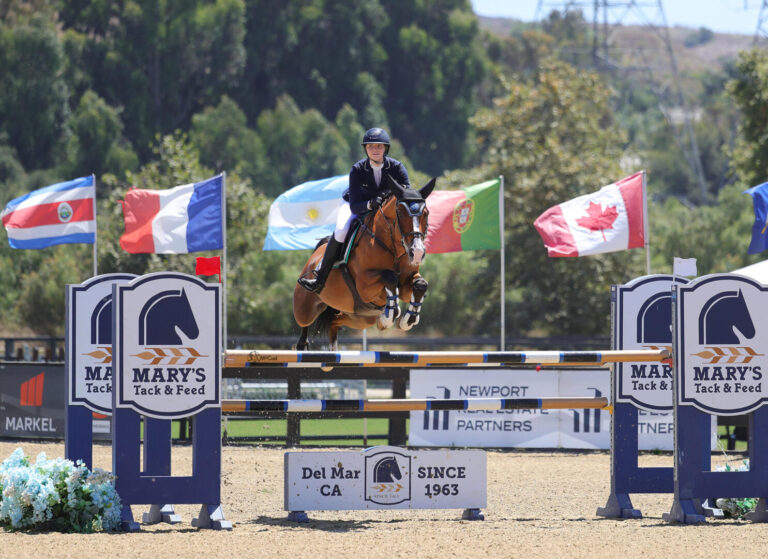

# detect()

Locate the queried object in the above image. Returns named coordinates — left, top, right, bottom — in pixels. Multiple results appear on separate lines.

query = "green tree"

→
left=0, top=15, right=69, bottom=169
left=58, top=0, right=246, bottom=158
left=255, top=95, right=350, bottom=196
left=727, top=48, right=768, bottom=187
left=471, top=59, right=642, bottom=336
left=64, top=90, right=138, bottom=179
left=190, top=95, right=268, bottom=182
left=379, top=0, right=489, bottom=174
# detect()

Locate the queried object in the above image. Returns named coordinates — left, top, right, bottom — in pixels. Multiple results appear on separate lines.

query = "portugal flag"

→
left=425, top=179, right=501, bottom=253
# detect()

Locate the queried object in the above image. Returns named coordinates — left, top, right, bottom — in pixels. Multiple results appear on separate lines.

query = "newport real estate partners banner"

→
left=409, top=369, right=677, bottom=449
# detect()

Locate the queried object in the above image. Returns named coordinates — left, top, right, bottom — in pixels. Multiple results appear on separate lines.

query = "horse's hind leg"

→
left=296, top=327, right=310, bottom=350
left=399, top=277, right=428, bottom=330
left=329, top=325, right=340, bottom=351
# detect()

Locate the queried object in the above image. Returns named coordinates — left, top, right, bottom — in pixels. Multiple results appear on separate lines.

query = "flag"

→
left=196, top=256, right=221, bottom=277
left=263, top=175, right=348, bottom=250
left=1, top=176, right=95, bottom=249
left=120, top=174, right=223, bottom=254
left=533, top=172, right=645, bottom=257
left=424, top=179, right=501, bottom=253
left=673, top=257, right=697, bottom=277
left=744, top=182, right=768, bottom=254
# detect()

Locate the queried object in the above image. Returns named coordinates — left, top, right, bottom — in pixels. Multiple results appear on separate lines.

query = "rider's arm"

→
left=390, top=159, right=411, bottom=189
left=348, top=164, right=372, bottom=215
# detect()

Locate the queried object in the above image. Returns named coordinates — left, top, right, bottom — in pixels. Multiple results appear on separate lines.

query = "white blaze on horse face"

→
left=409, top=215, right=425, bottom=265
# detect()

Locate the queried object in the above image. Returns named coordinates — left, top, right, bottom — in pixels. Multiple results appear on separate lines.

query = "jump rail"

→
left=224, top=349, right=670, bottom=369
left=221, top=397, right=609, bottom=413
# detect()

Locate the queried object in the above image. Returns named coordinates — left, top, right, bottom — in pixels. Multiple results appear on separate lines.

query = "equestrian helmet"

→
left=362, top=128, right=391, bottom=154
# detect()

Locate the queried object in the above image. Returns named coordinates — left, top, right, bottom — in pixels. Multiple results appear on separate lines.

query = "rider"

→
left=297, top=127, right=411, bottom=293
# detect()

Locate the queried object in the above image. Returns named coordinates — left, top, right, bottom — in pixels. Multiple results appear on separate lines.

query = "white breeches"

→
left=334, top=202, right=354, bottom=242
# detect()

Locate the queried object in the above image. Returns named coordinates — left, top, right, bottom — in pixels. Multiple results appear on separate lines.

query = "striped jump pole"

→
left=224, top=349, right=670, bottom=368
left=222, top=396, right=609, bottom=413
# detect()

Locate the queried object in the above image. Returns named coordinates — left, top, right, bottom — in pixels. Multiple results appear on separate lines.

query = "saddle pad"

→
left=336, top=222, right=361, bottom=267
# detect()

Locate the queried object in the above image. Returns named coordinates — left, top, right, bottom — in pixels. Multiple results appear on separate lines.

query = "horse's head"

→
left=384, top=176, right=436, bottom=266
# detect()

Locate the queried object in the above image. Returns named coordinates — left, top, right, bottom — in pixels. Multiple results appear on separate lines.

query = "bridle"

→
left=359, top=197, right=428, bottom=265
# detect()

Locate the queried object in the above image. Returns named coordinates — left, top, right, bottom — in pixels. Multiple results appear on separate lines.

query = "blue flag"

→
left=263, top=175, right=348, bottom=250
left=744, top=182, right=768, bottom=254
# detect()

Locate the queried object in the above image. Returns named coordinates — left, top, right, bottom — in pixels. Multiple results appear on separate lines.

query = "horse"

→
left=293, top=176, right=436, bottom=349
left=698, top=289, right=756, bottom=345
left=139, top=288, right=200, bottom=345
left=372, top=456, right=403, bottom=483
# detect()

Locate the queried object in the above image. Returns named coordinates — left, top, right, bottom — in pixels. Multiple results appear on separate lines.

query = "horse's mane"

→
left=314, top=236, right=331, bottom=250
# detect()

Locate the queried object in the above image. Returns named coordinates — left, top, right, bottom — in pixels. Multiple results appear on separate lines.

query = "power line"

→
left=535, top=0, right=709, bottom=200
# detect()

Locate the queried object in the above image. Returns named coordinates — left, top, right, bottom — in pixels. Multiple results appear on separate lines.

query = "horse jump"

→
left=224, top=348, right=669, bottom=368
left=222, top=396, right=609, bottom=413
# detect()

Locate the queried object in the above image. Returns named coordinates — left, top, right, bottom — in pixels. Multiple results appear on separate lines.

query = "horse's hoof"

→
left=398, top=315, right=419, bottom=330
left=377, top=316, right=394, bottom=330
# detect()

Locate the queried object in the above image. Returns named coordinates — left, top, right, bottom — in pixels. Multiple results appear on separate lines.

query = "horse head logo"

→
left=373, top=456, right=403, bottom=483
left=91, top=295, right=114, bottom=345
left=698, top=289, right=756, bottom=345
left=138, top=288, right=199, bottom=345
left=636, top=292, right=673, bottom=344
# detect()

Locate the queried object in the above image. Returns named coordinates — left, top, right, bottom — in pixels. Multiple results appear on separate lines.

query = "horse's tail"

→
left=313, top=306, right=337, bottom=339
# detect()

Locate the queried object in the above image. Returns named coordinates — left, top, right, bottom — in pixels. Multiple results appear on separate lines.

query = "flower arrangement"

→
left=714, top=459, right=757, bottom=519
left=0, top=448, right=121, bottom=532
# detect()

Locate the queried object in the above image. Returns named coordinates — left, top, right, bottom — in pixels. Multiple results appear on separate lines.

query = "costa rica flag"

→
left=1, top=176, right=96, bottom=249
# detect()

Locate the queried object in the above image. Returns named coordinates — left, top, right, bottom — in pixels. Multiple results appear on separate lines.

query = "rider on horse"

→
left=297, top=127, right=411, bottom=293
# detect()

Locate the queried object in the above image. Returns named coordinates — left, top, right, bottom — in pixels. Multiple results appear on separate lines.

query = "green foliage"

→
left=471, top=59, right=643, bottom=335
left=727, top=48, right=768, bottom=187
left=649, top=182, right=760, bottom=275
left=63, top=90, right=137, bottom=179
left=684, top=27, right=714, bottom=48
left=59, top=0, right=247, bottom=158
left=0, top=14, right=69, bottom=169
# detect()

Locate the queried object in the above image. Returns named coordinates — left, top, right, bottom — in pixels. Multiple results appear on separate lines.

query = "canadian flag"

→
left=533, top=172, right=646, bottom=257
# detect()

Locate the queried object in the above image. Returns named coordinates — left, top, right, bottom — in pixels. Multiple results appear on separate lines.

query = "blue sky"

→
left=471, top=0, right=764, bottom=36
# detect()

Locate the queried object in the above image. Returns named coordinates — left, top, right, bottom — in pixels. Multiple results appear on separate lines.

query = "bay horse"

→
left=293, top=176, right=436, bottom=349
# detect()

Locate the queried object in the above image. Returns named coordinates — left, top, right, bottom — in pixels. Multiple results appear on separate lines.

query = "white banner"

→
left=408, top=369, right=715, bottom=450
left=284, top=446, right=486, bottom=511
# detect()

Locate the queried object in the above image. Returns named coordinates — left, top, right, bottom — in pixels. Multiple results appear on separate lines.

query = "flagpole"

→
left=499, top=175, right=505, bottom=351
left=91, top=174, right=98, bottom=278
left=221, top=172, right=228, bottom=355
left=642, top=169, right=651, bottom=275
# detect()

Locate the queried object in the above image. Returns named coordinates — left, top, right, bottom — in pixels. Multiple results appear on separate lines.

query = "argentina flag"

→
left=744, top=182, right=768, bottom=255
left=263, top=175, right=348, bottom=250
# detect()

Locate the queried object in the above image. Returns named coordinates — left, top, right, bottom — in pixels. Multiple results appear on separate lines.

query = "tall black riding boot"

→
left=297, top=237, right=343, bottom=293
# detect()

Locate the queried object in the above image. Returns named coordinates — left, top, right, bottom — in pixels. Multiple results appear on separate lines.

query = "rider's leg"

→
left=297, top=236, right=343, bottom=293
left=298, top=203, right=352, bottom=293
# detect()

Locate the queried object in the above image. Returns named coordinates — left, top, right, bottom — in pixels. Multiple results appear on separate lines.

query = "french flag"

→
left=120, top=175, right=224, bottom=254
left=1, top=176, right=96, bottom=249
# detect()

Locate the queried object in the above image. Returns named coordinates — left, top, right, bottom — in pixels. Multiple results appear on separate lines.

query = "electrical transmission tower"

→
left=535, top=0, right=708, bottom=200
left=756, top=0, right=768, bottom=42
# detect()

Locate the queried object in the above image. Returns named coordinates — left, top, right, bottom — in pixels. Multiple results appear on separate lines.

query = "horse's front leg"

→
left=376, top=271, right=401, bottom=330
left=399, top=276, right=428, bottom=330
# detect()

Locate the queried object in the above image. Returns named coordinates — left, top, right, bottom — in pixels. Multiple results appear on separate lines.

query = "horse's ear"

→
left=387, top=175, right=406, bottom=198
left=419, top=177, right=437, bottom=199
